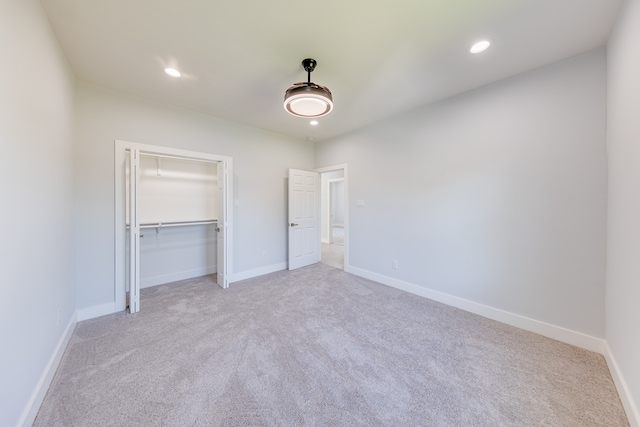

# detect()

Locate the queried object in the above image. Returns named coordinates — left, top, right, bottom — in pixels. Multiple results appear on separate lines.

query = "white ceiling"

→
left=40, top=0, right=622, bottom=142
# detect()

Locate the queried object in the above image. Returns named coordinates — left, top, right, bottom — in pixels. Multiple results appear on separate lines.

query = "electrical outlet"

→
left=392, top=260, right=398, bottom=270
left=56, top=308, right=61, bottom=326
left=261, top=251, right=267, bottom=259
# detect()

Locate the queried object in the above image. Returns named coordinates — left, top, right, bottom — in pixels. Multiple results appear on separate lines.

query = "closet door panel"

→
left=216, top=161, right=228, bottom=289
left=129, top=149, right=141, bottom=313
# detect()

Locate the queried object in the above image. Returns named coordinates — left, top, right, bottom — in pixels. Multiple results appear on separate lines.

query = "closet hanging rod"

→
left=140, top=220, right=217, bottom=229
left=126, top=219, right=217, bottom=229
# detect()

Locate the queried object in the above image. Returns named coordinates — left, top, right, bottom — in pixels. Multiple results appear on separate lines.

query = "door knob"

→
left=290, top=223, right=299, bottom=227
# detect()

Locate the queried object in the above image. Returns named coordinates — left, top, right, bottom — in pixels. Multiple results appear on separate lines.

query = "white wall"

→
left=0, top=1, right=76, bottom=426
left=138, top=225, right=217, bottom=288
left=136, top=156, right=217, bottom=224
left=606, top=0, right=640, bottom=422
left=316, top=48, right=607, bottom=338
left=74, top=81, right=314, bottom=312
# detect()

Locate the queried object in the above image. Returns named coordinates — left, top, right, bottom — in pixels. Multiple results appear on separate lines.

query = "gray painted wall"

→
left=606, top=0, right=640, bottom=421
left=316, top=48, right=607, bottom=338
left=0, top=1, right=76, bottom=425
left=74, top=81, right=314, bottom=311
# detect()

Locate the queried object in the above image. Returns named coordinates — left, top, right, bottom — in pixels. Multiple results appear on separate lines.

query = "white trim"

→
left=604, top=343, right=640, bottom=427
left=141, top=266, right=217, bottom=289
left=347, top=266, right=605, bottom=354
left=315, top=164, right=349, bottom=173
left=18, top=312, right=77, bottom=427
left=230, top=262, right=287, bottom=283
left=77, top=302, right=118, bottom=321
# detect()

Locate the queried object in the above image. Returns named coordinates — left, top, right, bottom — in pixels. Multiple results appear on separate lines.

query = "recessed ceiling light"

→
left=310, top=120, right=319, bottom=126
left=470, top=40, right=491, bottom=54
left=164, top=68, right=181, bottom=78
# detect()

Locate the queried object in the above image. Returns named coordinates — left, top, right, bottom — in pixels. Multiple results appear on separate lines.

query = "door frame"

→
left=316, top=164, right=349, bottom=270
left=114, top=140, right=233, bottom=312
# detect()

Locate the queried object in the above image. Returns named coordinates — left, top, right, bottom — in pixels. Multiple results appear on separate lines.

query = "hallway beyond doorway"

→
left=332, top=226, right=344, bottom=245
left=321, top=243, right=344, bottom=269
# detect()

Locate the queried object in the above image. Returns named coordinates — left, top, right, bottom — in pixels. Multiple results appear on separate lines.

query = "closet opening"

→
left=114, top=141, right=233, bottom=313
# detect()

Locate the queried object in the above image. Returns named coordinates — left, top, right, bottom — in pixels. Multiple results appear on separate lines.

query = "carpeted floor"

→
left=34, top=264, right=629, bottom=426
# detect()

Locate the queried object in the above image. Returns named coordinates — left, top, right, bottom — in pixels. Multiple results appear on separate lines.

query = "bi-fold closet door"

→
left=117, top=141, right=232, bottom=314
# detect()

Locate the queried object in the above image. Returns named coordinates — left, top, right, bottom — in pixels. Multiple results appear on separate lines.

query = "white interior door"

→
left=217, top=161, right=228, bottom=288
left=288, top=169, right=320, bottom=270
left=129, top=148, right=141, bottom=313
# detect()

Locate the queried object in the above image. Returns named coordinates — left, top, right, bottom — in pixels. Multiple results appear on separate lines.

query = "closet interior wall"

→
left=126, top=154, right=218, bottom=289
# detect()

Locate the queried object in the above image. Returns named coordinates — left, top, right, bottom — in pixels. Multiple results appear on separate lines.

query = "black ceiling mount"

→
left=302, top=58, right=317, bottom=83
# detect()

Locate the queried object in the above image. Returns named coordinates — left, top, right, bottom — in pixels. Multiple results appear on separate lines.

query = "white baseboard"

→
left=604, top=343, right=640, bottom=427
left=230, top=262, right=287, bottom=283
left=18, top=312, right=77, bottom=427
left=77, top=302, right=117, bottom=322
left=141, top=266, right=217, bottom=289
left=347, top=266, right=605, bottom=354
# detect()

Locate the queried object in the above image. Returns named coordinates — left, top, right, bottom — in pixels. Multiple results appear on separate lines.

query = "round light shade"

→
left=284, top=83, right=333, bottom=117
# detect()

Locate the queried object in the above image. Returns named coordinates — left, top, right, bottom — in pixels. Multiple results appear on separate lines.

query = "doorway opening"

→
left=318, top=165, right=348, bottom=270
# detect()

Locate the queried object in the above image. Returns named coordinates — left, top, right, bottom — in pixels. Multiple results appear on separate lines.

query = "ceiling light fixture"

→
left=164, top=68, right=181, bottom=78
left=284, top=58, right=333, bottom=118
left=470, top=40, right=491, bottom=54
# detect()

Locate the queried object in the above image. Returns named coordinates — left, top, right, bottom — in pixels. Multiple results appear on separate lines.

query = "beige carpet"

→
left=35, top=264, right=628, bottom=426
